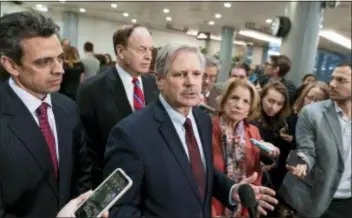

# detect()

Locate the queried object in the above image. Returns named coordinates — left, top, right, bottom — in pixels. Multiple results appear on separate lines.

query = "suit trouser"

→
left=320, top=198, right=352, bottom=218
left=299, top=198, right=352, bottom=218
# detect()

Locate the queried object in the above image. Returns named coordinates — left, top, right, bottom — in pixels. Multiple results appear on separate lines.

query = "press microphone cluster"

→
left=238, top=184, right=258, bottom=218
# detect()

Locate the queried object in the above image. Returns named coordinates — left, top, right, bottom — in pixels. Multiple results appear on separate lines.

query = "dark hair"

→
left=270, top=55, right=292, bottom=77
left=336, top=61, right=352, bottom=69
left=104, top=53, right=112, bottom=64
left=0, top=11, right=59, bottom=65
left=302, top=73, right=316, bottom=82
left=112, top=24, right=148, bottom=55
left=94, top=54, right=106, bottom=66
left=236, top=62, right=251, bottom=76
left=84, top=42, right=94, bottom=52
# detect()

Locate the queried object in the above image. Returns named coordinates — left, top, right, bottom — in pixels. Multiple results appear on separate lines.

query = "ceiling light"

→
left=319, top=30, right=351, bottom=49
left=215, top=13, right=222, bottom=19
left=166, top=16, right=172, bottom=21
left=111, top=3, right=118, bottom=8
left=58, top=0, right=66, bottom=2
left=224, top=2, right=232, bottom=8
left=123, top=12, right=129, bottom=17
left=79, top=8, right=86, bottom=13
left=265, top=19, right=272, bottom=24
left=131, top=19, right=137, bottom=23
left=239, top=29, right=282, bottom=44
left=208, top=21, right=215, bottom=26
left=163, top=8, right=170, bottom=13
left=35, top=4, right=48, bottom=12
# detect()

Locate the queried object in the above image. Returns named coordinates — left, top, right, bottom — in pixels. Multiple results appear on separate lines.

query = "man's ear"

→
left=116, top=45, right=125, bottom=60
left=0, top=56, right=21, bottom=77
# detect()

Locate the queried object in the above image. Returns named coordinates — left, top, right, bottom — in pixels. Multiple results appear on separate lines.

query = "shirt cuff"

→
left=228, top=184, right=237, bottom=206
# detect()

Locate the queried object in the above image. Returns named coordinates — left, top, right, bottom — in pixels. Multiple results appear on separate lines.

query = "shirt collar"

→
left=159, top=94, right=194, bottom=127
left=116, top=64, right=142, bottom=83
left=9, top=77, right=52, bottom=114
left=334, top=101, right=343, bottom=114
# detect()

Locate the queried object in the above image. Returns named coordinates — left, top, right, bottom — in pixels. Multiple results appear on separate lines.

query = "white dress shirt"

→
left=334, top=102, right=351, bottom=199
left=9, top=78, right=59, bottom=161
left=159, top=94, right=206, bottom=168
left=116, top=65, right=144, bottom=111
left=159, top=95, right=236, bottom=205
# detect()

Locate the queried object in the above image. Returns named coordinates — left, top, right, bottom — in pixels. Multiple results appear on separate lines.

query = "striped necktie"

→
left=132, top=78, right=145, bottom=110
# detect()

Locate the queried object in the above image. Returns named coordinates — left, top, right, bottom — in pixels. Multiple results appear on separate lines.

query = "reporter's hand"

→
left=262, top=163, right=276, bottom=172
left=261, top=142, right=280, bottom=158
left=280, top=132, right=294, bottom=142
left=286, top=164, right=307, bottom=178
left=56, top=191, right=109, bottom=217
left=232, top=173, right=278, bottom=216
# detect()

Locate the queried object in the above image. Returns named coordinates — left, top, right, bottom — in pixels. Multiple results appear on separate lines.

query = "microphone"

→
left=198, top=103, right=216, bottom=115
left=238, top=184, right=257, bottom=218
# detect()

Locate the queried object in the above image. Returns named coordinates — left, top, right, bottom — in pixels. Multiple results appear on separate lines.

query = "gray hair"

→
left=0, top=11, right=59, bottom=65
left=155, top=44, right=205, bottom=77
left=204, top=55, right=221, bottom=73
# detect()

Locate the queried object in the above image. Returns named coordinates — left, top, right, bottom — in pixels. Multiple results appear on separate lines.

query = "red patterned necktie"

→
left=132, top=78, right=145, bottom=110
left=184, top=118, right=206, bottom=199
left=36, top=103, right=58, bottom=178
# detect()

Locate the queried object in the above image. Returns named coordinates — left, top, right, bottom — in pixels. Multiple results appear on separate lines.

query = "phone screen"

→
left=74, top=170, right=130, bottom=217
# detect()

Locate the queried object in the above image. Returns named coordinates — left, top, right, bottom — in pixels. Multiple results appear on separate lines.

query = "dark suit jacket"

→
left=104, top=99, right=235, bottom=218
left=207, top=86, right=222, bottom=110
left=0, top=82, right=91, bottom=217
left=76, top=66, right=159, bottom=187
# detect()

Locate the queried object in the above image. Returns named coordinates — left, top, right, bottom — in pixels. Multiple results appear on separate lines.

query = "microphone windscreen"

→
left=238, top=184, right=257, bottom=208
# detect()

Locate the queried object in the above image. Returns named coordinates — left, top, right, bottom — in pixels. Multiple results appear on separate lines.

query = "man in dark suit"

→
left=0, top=11, right=91, bottom=217
left=104, top=44, right=277, bottom=217
left=201, top=55, right=221, bottom=110
left=77, top=24, right=159, bottom=188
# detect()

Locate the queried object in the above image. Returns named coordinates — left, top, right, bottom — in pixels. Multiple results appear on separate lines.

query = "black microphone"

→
left=238, top=184, right=257, bottom=218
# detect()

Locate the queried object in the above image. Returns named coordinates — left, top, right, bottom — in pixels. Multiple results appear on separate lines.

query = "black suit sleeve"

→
left=76, top=83, right=102, bottom=171
left=71, top=107, right=92, bottom=198
left=104, top=125, right=144, bottom=217
left=212, top=169, right=236, bottom=210
left=0, top=192, right=16, bottom=218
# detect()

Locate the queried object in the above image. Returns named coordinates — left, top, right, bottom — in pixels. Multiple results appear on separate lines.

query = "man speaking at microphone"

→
left=104, top=44, right=277, bottom=217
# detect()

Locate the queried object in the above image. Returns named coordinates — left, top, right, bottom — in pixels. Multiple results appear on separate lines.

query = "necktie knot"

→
left=37, top=103, right=49, bottom=117
left=184, top=118, right=192, bottom=129
left=132, top=78, right=140, bottom=86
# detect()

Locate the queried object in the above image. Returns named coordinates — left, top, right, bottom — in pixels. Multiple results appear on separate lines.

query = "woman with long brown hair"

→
left=253, top=81, right=293, bottom=217
left=60, top=46, right=85, bottom=101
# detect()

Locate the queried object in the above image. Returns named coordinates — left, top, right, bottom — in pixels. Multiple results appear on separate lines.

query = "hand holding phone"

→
left=74, top=168, right=133, bottom=218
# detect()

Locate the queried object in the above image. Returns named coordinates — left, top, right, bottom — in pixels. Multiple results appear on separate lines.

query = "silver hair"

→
left=204, top=55, right=221, bottom=73
left=155, top=43, right=205, bottom=77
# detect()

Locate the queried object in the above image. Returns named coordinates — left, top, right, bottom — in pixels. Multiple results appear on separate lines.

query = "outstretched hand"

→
left=232, top=172, right=278, bottom=216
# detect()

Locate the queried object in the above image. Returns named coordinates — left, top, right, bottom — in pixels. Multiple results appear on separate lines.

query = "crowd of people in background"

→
left=0, top=11, right=351, bottom=218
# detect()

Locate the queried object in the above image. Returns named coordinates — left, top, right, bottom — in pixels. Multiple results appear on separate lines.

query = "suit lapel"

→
left=323, top=101, right=344, bottom=159
left=154, top=100, right=203, bottom=203
left=3, top=84, right=59, bottom=198
left=107, top=67, right=133, bottom=116
left=141, top=75, right=157, bottom=105
left=51, top=95, right=71, bottom=205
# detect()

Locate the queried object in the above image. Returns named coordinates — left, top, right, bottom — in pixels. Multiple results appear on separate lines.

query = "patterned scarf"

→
left=220, top=117, right=247, bottom=217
